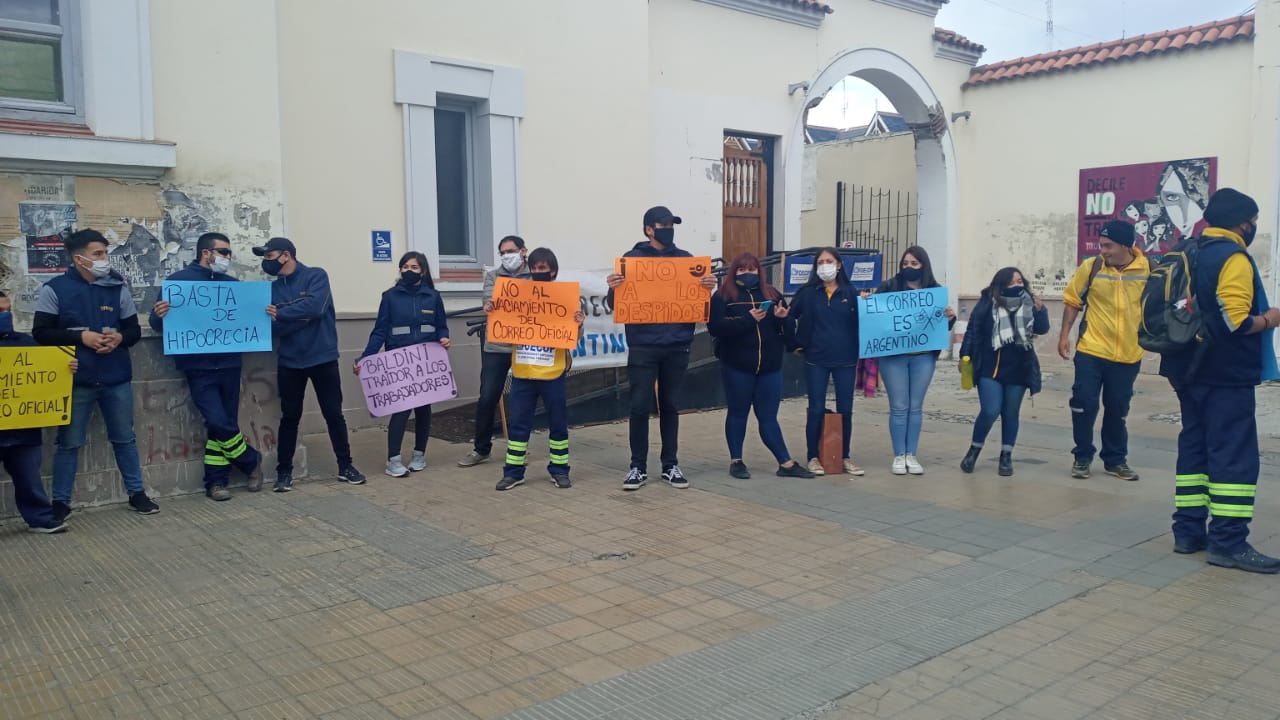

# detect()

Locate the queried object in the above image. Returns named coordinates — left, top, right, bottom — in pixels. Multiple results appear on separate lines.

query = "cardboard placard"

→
left=160, top=281, right=273, bottom=355
left=612, top=255, right=712, bottom=324
left=0, top=346, right=74, bottom=430
left=486, top=277, right=581, bottom=350
left=357, top=342, right=457, bottom=417
left=858, top=287, right=950, bottom=358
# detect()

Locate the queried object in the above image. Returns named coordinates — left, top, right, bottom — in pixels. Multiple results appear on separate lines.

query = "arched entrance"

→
left=783, top=47, right=958, bottom=286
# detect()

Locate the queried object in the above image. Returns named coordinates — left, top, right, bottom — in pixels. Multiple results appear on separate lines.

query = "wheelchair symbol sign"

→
left=372, top=230, right=392, bottom=262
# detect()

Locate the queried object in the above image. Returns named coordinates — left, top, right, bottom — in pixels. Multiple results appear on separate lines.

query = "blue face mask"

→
left=1001, top=287, right=1025, bottom=298
left=0, top=312, right=11, bottom=334
left=735, top=273, right=759, bottom=289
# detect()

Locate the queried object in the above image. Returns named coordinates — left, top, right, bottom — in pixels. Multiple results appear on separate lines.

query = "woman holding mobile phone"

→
left=709, top=253, right=813, bottom=479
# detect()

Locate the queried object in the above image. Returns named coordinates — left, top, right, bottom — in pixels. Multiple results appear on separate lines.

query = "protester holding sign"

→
left=607, top=206, right=717, bottom=491
left=709, top=253, right=813, bottom=480
left=33, top=229, right=160, bottom=519
left=256, top=237, right=365, bottom=490
left=957, top=267, right=1049, bottom=477
left=789, top=248, right=862, bottom=477
left=497, top=249, right=586, bottom=491
left=459, top=236, right=530, bottom=469
left=0, top=292, right=76, bottom=533
left=355, top=251, right=449, bottom=478
left=151, top=233, right=265, bottom=501
left=871, top=246, right=955, bottom=476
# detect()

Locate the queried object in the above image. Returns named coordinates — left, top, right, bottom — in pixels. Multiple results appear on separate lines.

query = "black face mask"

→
left=261, top=258, right=284, bottom=276
left=899, top=267, right=923, bottom=283
left=736, top=273, right=759, bottom=289
left=531, top=271, right=553, bottom=282
left=1243, top=222, right=1258, bottom=247
left=400, top=270, right=422, bottom=284
left=653, top=227, right=675, bottom=248
left=1000, top=286, right=1024, bottom=298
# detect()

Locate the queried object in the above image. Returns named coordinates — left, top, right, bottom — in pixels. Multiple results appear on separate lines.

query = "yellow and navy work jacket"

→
left=511, top=344, right=572, bottom=381
left=1062, top=250, right=1150, bottom=364
left=1193, top=228, right=1262, bottom=387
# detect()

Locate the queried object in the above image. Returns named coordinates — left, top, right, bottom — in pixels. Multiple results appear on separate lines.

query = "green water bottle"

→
left=960, top=356, right=974, bottom=390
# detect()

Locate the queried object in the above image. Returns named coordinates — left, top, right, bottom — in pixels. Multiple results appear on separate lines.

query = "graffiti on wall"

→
left=1078, top=157, right=1217, bottom=261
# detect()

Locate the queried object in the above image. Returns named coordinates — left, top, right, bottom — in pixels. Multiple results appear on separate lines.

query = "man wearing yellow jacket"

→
left=1058, top=220, right=1149, bottom=481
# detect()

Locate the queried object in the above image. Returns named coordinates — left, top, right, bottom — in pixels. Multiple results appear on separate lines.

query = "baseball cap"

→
left=642, top=206, right=683, bottom=227
left=251, top=237, right=297, bottom=257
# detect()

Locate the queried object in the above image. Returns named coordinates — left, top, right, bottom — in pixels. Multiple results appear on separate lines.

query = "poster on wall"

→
left=1078, top=157, right=1217, bottom=262
left=18, top=202, right=75, bottom=275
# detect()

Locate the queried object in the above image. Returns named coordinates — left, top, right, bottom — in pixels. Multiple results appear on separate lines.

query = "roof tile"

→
left=966, top=13, right=1253, bottom=87
left=933, top=27, right=987, bottom=54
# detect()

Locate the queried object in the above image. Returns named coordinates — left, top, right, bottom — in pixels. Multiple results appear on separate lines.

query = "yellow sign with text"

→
left=0, top=346, right=74, bottom=430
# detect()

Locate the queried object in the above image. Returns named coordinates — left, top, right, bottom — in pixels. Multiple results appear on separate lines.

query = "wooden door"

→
left=722, top=145, right=768, bottom=261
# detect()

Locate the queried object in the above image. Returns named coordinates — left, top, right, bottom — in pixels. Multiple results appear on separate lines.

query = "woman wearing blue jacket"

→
left=958, top=267, right=1049, bottom=477
left=356, top=252, right=450, bottom=477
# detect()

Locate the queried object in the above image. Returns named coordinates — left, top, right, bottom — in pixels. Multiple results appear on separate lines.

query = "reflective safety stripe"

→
left=1175, top=474, right=1208, bottom=485
left=204, top=438, right=230, bottom=466
left=1209, top=503, right=1254, bottom=518
left=220, top=433, right=249, bottom=459
left=505, top=439, right=528, bottom=467
left=548, top=438, right=569, bottom=465
left=1207, top=482, right=1257, bottom=498
left=1174, top=495, right=1208, bottom=507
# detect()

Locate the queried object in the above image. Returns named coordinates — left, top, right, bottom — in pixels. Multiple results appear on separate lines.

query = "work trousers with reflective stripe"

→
left=187, top=368, right=261, bottom=489
left=502, top=375, right=569, bottom=481
left=1171, top=384, right=1258, bottom=556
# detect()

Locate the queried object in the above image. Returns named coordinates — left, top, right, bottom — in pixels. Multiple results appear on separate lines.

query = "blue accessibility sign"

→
left=372, top=230, right=392, bottom=262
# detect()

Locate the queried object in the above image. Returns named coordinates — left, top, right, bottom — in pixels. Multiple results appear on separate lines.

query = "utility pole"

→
left=1046, top=0, right=1054, bottom=51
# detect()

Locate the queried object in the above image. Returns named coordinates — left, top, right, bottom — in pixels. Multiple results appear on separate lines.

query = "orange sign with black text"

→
left=612, top=256, right=712, bottom=324
left=486, top=277, right=582, bottom=350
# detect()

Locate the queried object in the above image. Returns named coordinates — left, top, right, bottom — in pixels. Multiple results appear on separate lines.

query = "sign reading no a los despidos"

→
left=160, top=281, right=274, bottom=355
left=0, top=346, right=74, bottom=430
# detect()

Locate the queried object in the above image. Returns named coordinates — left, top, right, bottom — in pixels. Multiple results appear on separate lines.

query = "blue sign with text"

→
left=857, top=287, right=950, bottom=359
left=160, top=281, right=273, bottom=355
left=372, top=230, right=392, bottom=262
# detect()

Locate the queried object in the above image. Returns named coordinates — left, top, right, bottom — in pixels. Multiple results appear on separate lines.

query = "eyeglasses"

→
left=211, top=248, right=232, bottom=257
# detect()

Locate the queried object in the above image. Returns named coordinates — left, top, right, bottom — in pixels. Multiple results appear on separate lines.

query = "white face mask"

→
left=815, top=263, right=839, bottom=282
left=79, top=255, right=111, bottom=278
left=211, top=255, right=231, bottom=274
left=500, top=252, right=524, bottom=272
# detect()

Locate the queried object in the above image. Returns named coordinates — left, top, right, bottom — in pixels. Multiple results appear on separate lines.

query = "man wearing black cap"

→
left=254, top=237, right=365, bottom=491
left=1166, top=188, right=1280, bottom=573
left=1058, top=219, right=1149, bottom=482
left=606, top=206, right=717, bottom=490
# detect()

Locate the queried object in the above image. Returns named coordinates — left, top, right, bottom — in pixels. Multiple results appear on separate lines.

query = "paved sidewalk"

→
left=2, top=363, right=1279, bottom=720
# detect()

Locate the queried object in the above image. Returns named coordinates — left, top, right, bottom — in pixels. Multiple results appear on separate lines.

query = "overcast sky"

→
left=809, top=0, right=1251, bottom=128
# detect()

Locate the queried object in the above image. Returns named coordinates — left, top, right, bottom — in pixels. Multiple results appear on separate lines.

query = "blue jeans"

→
left=1069, top=352, right=1140, bottom=465
left=971, top=378, right=1025, bottom=451
left=53, top=381, right=145, bottom=503
left=879, top=353, right=937, bottom=455
left=2, top=444, right=56, bottom=528
left=804, top=363, right=855, bottom=461
left=721, top=365, right=792, bottom=464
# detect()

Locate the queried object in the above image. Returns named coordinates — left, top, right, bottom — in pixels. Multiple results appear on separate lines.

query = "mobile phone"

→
left=759, top=300, right=773, bottom=313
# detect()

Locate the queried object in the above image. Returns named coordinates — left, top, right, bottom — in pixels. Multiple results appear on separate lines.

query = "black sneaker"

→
left=273, top=471, right=294, bottom=493
left=729, top=461, right=751, bottom=479
left=623, top=467, right=647, bottom=491
left=1104, top=463, right=1140, bottom=482
left=128, top=492, right=160, bottom=515
left=28, top=522, right=68, bottom=534
left=1070, top=460, right=1091, bottom=479
left=338, top=465, right=366, bottom=485
left=496, top=476, right=524, bottom=491
left=550, top=474, right=572, bottom=489
left=52, top=501, right=71, bottom=524
left=662, top=465, right=689, bottom=489
left=776, top=463, right=815, bottom=478
left=1206, top=545, right=1280, bottom=574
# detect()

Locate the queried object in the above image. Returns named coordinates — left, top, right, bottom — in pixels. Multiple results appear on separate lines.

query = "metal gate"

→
left=834, top=182, right=917, bottom=279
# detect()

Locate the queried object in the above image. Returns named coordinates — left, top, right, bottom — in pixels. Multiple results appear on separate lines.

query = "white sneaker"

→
left=408, top=450, right=427, bottom=472
left=385, top=456, right=409, bottom=477
left=807, top=458, right=826, bottom=476
left=891, top=455, right=908, bottom=475
left=843, top=458, right=865, bottom=476
left=904, top=454, right=924, bottom=475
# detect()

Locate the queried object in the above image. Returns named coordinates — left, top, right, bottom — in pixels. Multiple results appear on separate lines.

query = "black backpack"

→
left=1138, top=237, right=1222, bottom=354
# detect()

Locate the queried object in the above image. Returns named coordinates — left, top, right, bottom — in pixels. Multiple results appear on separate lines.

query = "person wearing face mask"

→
left=0, top=291, right=78, bottom=533
left=33, top=229, right=160, bottom=518
left=788, top=247, right=862, bottom=477
left=254, top=237, right=365, bottom=490
left=459, top=235, right=530, bottom=468
left=709, top=253, right=813, bottom=480
left=1162, top=189, right=1280, bottom=574
left=356, top=252, right=450, bottom=478
left=957, top=267, right=1049, bottom=477
left=1058, top=220, right=1149, bottom=482
left=150, top=232, right=265, bottom=501
left=607, top=206, right=718, bottom=491
left=870, top=246, right=956, bottom=476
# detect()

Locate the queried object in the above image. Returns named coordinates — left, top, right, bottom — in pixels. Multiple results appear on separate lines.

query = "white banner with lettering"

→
left=557, top=269, right=629, bottom=370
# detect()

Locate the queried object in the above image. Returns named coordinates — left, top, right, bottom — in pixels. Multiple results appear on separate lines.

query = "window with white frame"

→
left=0, top=0, right=82, bottom=123
left=434, top=104, right=478, bottom=262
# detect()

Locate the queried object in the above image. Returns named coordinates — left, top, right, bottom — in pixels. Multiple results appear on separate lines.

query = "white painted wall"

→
left=801, top=133, right=918, bottom=247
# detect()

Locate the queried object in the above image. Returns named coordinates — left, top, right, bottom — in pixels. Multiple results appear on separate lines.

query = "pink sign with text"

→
left=357, top=342, right=457, bottom=417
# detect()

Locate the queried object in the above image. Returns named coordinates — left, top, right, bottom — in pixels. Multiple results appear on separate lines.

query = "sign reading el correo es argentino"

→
left=0, top=346, right=74, bottom=430
left=612, top=256, right=712, bottom=324
left=858, top=288, right=950, bottom=358
left=160, top=281, right=273, bottom=355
